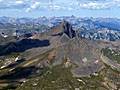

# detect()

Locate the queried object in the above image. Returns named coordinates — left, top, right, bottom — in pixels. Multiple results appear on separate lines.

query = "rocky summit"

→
left=0, top=19, right=120, bottom=90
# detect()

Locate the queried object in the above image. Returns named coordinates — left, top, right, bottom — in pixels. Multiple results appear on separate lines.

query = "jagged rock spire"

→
left=51, top=20, right=76, bottom=38
left=62, top=20, right=75, bottom=38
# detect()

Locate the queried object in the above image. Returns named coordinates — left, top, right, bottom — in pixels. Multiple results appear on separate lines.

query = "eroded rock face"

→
left=50, top=37, right=103, bottom=77
left=51, top=21, right=75, bottom=38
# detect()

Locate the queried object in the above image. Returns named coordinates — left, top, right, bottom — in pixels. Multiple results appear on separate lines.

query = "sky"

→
left=0, top=0, right=120, bottom=18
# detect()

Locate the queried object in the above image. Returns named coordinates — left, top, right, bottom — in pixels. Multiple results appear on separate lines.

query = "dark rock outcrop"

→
left=51, top=20, right=75, bottom=38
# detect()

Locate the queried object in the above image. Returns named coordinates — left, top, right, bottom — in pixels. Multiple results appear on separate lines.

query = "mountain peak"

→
left=52, top=20, right=75, bottom=38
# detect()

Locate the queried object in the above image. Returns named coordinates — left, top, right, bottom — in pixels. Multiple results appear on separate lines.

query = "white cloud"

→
left=79, top=2, right=109, bottom=9
left=1, top=0, right=120, bottom=11
left=15, top=0, right=24, bottom=4
left=78, top=0, right=120, bottom=9
left=31, top=2, right=40, bottom=9
left=26, top=1, right=40, bottom=12
left=26, top=8, right=31, bottom=12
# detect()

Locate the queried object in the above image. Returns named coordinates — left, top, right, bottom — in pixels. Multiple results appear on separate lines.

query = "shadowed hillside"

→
left=0, top=39, right=50, bottom=56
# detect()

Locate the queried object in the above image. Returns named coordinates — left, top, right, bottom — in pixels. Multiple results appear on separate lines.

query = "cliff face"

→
left=51, top=21, right=75, bottom=38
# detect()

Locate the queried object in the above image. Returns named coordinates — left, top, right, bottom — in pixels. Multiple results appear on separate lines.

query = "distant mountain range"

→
left=0, top=16, right=120, bottom=41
